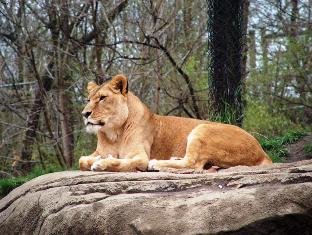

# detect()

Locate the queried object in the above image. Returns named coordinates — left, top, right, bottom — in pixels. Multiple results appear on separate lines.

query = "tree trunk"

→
left=58, top=80, right=75, bottom=168
left=248, top=30, right=256, bottom=72
left=16, top=0, right=26, bottom=82
left=260, top=28, right=272, bottom=109
left=58, top=7, right=75, bottom=168
left=154, top=50, right=162, bottom=114
left=240, top=0, right=250, bottom=114
left=18, top=88, right=44, bottom=174
left=290, top=0, right=299, bottom=37
left=207, top=0, right=248, bottom=125
left=183, top=0, right=192, bottom=50
left=92, top=1, right=105, bottom=84
left=248, top=30, right=258, bottom=96
left=16, top=63, right=54, bottom=175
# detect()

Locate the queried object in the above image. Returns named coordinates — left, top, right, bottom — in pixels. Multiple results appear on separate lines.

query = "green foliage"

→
left=246, top=30, right=312, bottom=130
left=304, top=143, right=312, bottom=155
left=73, top=131, right=97, bottom=169
left=0, top=166, right=63, bottom=198
left=243, top=99, right=301, bottom=136
left=209, top=102, right=241, bottom=125
left=0, top=178, right=26, bottom=198
left=258, top=130, right=306, bottom=163
left=185, top=56, right=208, bottom=91
left=0, top=128, right=96, bottom=198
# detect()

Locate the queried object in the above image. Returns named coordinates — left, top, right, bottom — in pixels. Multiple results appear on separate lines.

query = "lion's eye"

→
left=99, top=96, right=106, bottom=101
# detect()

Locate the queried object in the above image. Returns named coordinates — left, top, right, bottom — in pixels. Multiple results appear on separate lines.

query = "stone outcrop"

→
left=0, top=160, right=312, bottom=235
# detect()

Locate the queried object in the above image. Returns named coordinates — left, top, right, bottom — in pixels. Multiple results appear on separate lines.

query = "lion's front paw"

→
left=107, top=154, right=114, bottom=159
left=91, top=159, right=107, bottom=171
left=148, top=159, right=160, bottom=171
left=94, top=155, right=102, bottom=161
left=94, top=154, right=114, bottom=162
left=79, top=156, right=94, bottom=171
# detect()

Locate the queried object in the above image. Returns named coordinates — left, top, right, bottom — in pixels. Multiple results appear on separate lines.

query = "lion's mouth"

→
left=86, top=121, right=105, bottom=126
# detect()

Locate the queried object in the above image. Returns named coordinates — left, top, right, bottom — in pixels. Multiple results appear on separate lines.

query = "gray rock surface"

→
left=0, top=160, right=312, bottom=235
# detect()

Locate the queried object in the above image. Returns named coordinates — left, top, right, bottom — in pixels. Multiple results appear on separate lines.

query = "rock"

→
left=0, top=160, right=312, bottom=235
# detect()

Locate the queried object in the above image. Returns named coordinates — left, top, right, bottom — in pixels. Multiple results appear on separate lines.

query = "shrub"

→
left=258, top=130, right=306, bottom=162
left=0, top=166, right=63, bottom=198
left=243, top=100, right=300, bottom=136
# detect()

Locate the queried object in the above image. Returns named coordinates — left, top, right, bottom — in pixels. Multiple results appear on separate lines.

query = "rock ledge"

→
left=1, top=160, right=312, bottom=235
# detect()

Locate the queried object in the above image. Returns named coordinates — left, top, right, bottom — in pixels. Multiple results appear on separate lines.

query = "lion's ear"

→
left=87, top=81, right=98, bottom=93
left=110, top=74, right=128, bottom=96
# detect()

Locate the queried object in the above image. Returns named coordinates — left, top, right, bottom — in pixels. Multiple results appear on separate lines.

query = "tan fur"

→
left=79, top=75, right=272, bottom=172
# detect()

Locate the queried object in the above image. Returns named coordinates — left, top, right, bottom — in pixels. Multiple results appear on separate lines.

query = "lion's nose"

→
left=82, top=111, right=92, bottom=118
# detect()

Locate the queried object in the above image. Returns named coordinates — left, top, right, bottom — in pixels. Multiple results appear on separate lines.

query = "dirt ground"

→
left=285, top=133, right=312, bottom=162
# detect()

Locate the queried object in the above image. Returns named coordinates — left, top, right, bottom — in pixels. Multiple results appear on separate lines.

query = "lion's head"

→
left=82, top=75, right=129, bottom=139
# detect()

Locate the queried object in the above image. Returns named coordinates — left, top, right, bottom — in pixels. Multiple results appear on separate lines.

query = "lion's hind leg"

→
left=148, top=157, right=196, bottom=171
left=148, top=126, right=208, bottom=171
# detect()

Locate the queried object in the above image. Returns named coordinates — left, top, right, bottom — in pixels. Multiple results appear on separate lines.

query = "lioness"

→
left=79, top=74, right=272, bottom=172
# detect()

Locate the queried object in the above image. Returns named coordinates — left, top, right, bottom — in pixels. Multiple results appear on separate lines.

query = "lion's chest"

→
left=96, top=137, right=139, bottom=159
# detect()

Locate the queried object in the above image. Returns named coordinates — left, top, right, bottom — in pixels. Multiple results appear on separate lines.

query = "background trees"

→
left=0, top=0, right=311, bottom=175
left=207, top=0, right=249, bottom=125
left=245, top=0, right=312, bottom=134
